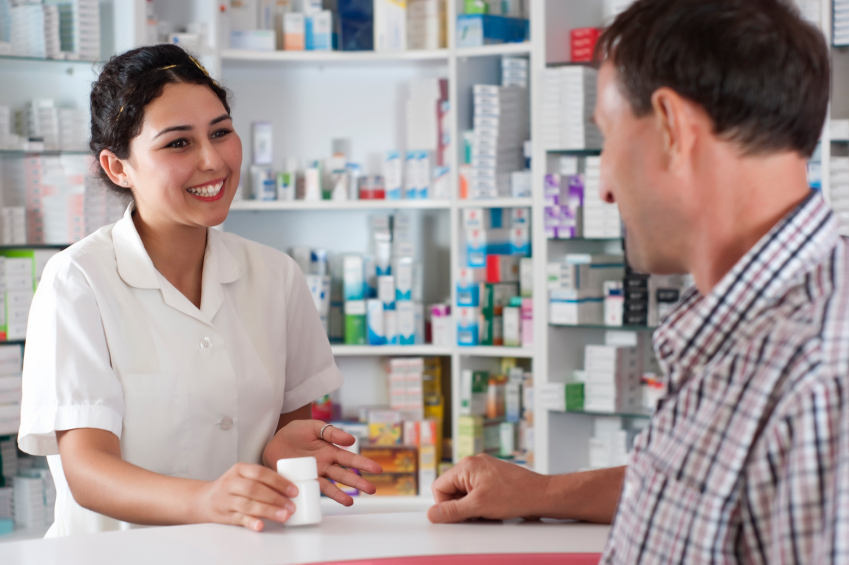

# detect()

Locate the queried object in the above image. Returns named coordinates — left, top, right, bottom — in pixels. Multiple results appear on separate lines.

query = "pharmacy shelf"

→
left=549, top=409, right=653, bottom=419
left=545, top=149, right=603, bottom=156
left=220, top=48, right=449, bottom=65
left=0, top=151, right=90, bottom=156
left=456, top=346, right=534, bottom=358
left=456, top=42, right=532, bottom=58
left=331, top=345, right=453, bottom=356
left=229, top=200, right=452, bottom=211
left=0, top=55, right=97, bottom=65
left=456, top=198, right=533, bottom=208
left=549, top=324, right=657, bottom=332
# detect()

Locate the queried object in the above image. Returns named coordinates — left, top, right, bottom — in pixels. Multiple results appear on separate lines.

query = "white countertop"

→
left=0, top=508, right=611, bottom=565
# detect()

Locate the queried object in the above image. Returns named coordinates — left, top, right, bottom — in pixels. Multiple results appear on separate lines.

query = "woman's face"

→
left=123, top=81, right=242, bottom=229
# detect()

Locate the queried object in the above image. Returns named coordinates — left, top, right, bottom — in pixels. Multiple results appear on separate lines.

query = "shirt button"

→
left=220, top=417, right=233, bottom=431
left=200, top=337, right=212, bottom=349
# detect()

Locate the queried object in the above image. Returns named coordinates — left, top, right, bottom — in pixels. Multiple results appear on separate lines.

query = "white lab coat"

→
left=16, top=205, right=342, bottom=537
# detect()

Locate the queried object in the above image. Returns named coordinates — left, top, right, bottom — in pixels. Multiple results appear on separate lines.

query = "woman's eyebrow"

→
left=153, top=115, right=231, bottom=139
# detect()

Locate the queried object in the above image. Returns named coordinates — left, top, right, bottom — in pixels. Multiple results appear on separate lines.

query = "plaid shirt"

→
left=602, top=191, right=849, bottom=564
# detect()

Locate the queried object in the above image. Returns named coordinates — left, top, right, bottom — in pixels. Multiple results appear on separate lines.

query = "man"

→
left=428, top=0, right=849, bottom=562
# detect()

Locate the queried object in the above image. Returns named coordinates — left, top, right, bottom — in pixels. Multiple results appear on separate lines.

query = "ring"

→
left=319, top=423, right=332, bottom=441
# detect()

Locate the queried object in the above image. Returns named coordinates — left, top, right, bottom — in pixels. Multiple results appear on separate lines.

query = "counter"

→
left=0, top=505, right=611, bottom=565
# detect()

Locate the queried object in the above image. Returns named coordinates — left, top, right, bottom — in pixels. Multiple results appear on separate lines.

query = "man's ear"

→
left=98, top=149, right=133, bottom=188
left=651, top=87, right=697, bottom=171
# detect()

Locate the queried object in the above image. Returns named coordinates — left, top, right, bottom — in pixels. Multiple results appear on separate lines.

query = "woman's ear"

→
left=99, top=149, right=133, bottom=188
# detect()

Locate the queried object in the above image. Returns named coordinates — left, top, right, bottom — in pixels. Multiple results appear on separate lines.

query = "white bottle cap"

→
left=276, top=456, right=318, bottom=482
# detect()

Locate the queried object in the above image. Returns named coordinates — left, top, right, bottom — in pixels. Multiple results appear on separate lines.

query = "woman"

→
left=16, top=44, right=381, bottom=537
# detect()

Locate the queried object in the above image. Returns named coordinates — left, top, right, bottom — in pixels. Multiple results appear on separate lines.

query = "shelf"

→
left=456, top=346, right=534, bottom=358
left=221, top=49, right=449, bottom=65
left=547, top=237, right=623, bottom=242
left=545, top=149, right=603, bottom=155
left=0, top=244, right=68, bottom=250
left=456, top=42, right=532, bottom=58
left=331, top=345, right=453, bottom=356
left=457, top=198, right=533, bottom=208
left=0, top=150, right=90, bottom=157
left=550, top=323, right=657, bottom=332
left=552, top=408, right=653, bottom=419
left=229, top=200, right=452, bottom=211
left=0, top=54, right=96, bottom=65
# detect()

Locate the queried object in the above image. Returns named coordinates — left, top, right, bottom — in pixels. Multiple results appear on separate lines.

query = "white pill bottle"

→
left=276, top=457, right=323, bottom=526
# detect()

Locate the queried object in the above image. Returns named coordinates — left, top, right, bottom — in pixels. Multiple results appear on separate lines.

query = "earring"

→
left=123, top=180, right=128, bottom=186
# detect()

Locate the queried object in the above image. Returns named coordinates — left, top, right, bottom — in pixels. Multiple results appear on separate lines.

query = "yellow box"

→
left=362, top=472, right=418, bottom=496
left=360, top=446, right=417, bottom=473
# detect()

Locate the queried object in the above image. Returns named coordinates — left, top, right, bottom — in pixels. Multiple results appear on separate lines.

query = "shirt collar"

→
left=653, top=191, right=839, bottom=392
left=112, top=204, right=244, bottom=320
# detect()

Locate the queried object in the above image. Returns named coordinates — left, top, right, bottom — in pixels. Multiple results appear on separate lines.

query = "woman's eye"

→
left=212, top=129, right=232, bottom=139
left=167, top=139, right=189, bottom=149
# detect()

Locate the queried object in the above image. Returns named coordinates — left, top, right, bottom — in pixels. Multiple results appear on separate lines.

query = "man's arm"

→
left=427, top=454, right=624, bottom=524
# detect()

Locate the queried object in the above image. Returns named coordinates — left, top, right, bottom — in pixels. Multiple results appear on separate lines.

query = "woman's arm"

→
left=57, top=428, right=299, bottom=531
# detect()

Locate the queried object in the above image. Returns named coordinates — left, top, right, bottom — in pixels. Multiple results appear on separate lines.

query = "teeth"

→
left=188, top=181, right=224, bottom=197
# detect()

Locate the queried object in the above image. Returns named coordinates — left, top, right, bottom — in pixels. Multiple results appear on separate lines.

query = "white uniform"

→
left=16, top=206, right=343, bottom=537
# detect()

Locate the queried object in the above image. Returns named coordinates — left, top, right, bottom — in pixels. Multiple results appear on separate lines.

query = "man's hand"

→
left=262, top=420, right=383, bottom=506
left=427, top=454, right=551, bottom=523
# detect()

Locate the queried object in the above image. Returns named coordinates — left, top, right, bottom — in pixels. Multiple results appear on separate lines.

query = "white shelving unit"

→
left=2, top=0, right=844, bottom=543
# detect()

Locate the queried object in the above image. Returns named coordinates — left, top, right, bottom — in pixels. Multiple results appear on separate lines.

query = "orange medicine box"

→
left=362, top=472, right=418, bottom=496
left=360, top=446, right=418, bottom=474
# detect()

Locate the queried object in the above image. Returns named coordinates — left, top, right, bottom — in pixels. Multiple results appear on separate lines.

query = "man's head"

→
left=593, top=0, right=829, bottom=275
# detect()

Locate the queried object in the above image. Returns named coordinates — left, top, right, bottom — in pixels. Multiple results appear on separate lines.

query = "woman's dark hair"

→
left=596, top=0, right=829, bottom=158
left=90, top=44, right=231, bottom=197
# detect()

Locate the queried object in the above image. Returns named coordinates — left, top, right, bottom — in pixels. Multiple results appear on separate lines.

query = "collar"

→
left=112, top=203, right=244, bottom=323
left=653, top=191, right=839, bottom=392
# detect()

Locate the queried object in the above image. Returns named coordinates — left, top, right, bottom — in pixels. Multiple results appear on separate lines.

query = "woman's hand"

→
left=195, top=462, right=300, bottom=532
left=263, top=420, right=383, bottom=506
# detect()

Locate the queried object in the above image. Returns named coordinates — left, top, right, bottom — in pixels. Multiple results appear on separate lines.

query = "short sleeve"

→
left=17, top=255, right=123, bottom=456
left=741, top=375, right=849, bottom=563
left=279, top=259, right=343, bottom=413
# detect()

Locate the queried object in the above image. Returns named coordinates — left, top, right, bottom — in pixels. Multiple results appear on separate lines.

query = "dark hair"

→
left=596, top=0, right=829, bottom=158
left=90, top=44, right=231, bottom=197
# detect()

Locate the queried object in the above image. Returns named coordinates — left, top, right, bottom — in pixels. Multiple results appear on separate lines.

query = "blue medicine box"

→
left=456, top=15, right=529, bottom=48
left=338, top=0, right=374, bottom=50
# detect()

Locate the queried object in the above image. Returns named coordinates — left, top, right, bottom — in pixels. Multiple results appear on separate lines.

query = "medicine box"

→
left=284, top=12, right=306, bottom=50
left=384, top=309, right=398, bottom=344
left=251, top=122, right=273, bottom=165
left=486, top=254, right=520, bottom=283
left=343, top=254, right=365, bottom=300
left=362, top=472, right=417, bottom=496
left=230, top=29, right=276, bottom=50
left=456, top=306, right=481, bottom=346
left=549, top=289, right=604, bottom=325
left=456, top=14, right=529, bottom=47
left=368, top=409, right=403, bottom=445
left=396, top=300, right=415, bottom=345
left=366, top=299, right=385, bottom=345
left=0, top=344, right=22, bottom=376
left=460, top=370, right=489, bottom=416
left=378, top=275, right=396, bottom=308
left=430, top=304, right=452, bottom=346
left=344, top=300, right=367, bottom=345
left=359, top=446, right=417, bottom=473
left=503, top=306, right=520, bottom=347
left=393, top=257, right=413, bottom=300
left=307, top=10, right=332, bottom=50
left=385, top=151, right=403, bottom=199
left=482, top=282, right=519, bottom=315
left=374, top=0, right=407, bottom=51
left=520, top=257, right=533, bottom=297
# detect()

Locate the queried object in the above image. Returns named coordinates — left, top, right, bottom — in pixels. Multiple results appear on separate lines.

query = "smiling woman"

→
left=14, top=44, right=383, bottom=538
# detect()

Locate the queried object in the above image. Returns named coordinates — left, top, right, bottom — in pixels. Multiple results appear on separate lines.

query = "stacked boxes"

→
left=831, top=157, right=849, bottom=233
left=71, top=0, right=101, bottom=61
left=458, top=364, right=533, bottom=466
left=543, top=173, right=583, bottom=239
left=405, top=78, right=451, bottom=199
left=0, top=437, right=16, bottom=486
left=583, top=345, right=641, bottom=413
left=836, top=0, right=849, bottom=46
left=407, top=0, right=446, bottom=49
left=469, top=85, right=529, bottom=199
left=539, top=67, right=602, bottom=150
left=13, top=467, right=55, bottom=529
left=548, top=253, right=625, bottom=325
left=583, top=157, right=621, bottom=238
left=24, top=99, right=60, bottom=151
left=0, top=486, right=11, bottom=535
left=359, top=446, right=418, bottom=496
left=1, top=208, right=26, bottom=245
left=588, top=417, right=632, bottom=469
left=0, top=106, right=12, bottom=150
left=502, top=56, right=528, bottom=88
left=455, top=14, right=528, bottom=47
left=0, top=344, right=23, bottom=435
left=57, top=108, right=88, bottom=151
left=388, top=357, right=427, bottom=417
left=8, top=0, right=99, bottom=60
left=374, top=0, right=407, bottom=51
left=570, top=27, right=601, bottom=62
